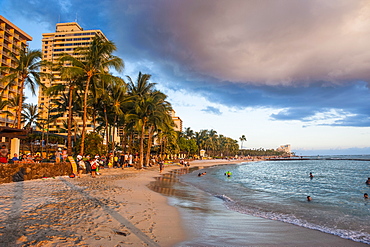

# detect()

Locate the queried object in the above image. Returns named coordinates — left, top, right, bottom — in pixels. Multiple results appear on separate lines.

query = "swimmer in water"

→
left=366, top=178, right=370, bottom=185
left=307, top=196, right=312, bottom=201
left=309, top=172, right=314, bottom=179
left=225, top=171, right=232, bottom=177
left=364, top=193, right=369, bottom=199
left=198, top=172, right=207, bottom=177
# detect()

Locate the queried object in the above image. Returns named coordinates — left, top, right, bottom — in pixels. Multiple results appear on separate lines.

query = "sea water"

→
left=150, top=156, right=370, bottom=245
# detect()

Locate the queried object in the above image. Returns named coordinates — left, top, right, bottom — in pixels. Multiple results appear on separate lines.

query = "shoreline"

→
left=158, top=160, right=369, bottom=246
left=0, top=159, right=368, bottom=246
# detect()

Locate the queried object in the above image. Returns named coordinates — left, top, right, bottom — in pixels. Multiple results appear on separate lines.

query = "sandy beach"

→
left=0, top=159, right=368, bottom=246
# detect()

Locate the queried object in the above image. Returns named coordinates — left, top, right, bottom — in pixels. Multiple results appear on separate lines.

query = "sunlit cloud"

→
left=3, top=0, right=370, bottom=128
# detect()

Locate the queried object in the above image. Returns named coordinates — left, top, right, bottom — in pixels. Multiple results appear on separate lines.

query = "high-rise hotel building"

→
left=0, top=15, right=32, bottom=127
left=38, top=22, right=107, bottom=134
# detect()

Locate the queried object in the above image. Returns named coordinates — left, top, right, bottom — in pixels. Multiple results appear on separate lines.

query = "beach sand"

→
left=0, top=159, right=367, bottom=246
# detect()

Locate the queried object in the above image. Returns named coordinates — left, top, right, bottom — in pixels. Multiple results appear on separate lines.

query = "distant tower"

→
left=171, top=110, right=183, bottom=132
left=38, top=22, right=107, bottom=134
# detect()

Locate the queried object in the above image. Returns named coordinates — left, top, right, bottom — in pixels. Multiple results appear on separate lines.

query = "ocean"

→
left=149, top=156, right=370, bottom=246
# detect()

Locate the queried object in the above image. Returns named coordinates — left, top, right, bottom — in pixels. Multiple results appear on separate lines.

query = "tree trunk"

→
left=104, top=106, right=109, bottom=154
left=67, top=86, right=73, bottom=155
left=80, top=76, right=91, bottom=155
left=145, top=126, right=153, bottom=167
left=112, top=115, right=117, bottom=155
left=138, top=121, right=146, bottom=169
left=16, top=79, right=25, bottom=129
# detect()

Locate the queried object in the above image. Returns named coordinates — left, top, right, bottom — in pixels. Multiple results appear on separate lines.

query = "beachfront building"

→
left=37, top=22, right=107, bottom=135
left=171, top=110, right=183, bottom=132
left=0, top=15, right=32, bottom=127
left=276, top=144, right=291, bottom=155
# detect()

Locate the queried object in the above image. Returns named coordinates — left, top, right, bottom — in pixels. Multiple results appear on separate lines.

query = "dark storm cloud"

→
left=4, top=0, right=370, bottom=126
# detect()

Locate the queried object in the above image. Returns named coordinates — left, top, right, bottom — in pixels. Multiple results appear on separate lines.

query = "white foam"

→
left=215, top=194, right=234, bottom=202
left=225, top=203, right=370, bottom=245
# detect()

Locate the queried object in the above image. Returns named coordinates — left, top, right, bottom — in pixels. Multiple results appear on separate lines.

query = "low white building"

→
left=276, top=144, right=291, bottom=155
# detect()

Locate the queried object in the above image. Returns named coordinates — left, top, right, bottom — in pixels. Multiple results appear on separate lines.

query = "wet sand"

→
left=0, top=159, right=368, bottom=246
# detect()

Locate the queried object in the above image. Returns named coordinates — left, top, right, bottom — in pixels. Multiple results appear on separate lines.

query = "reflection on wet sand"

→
left=148, top=167, right=220, bottom=214
left=148, top=167, right=194, bottom=196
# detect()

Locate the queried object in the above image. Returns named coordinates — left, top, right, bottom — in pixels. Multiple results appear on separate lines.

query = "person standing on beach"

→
left=62, top=148, right=68, bottom=162
left=77, top=155, right=85, bottom=178
left=90, top=157, right=98, bottom=178
left=55, top=148, right=61, bottom=163
left=128, top=153, right=133, bottom=167
left=0, top=145, right=8, bottom=163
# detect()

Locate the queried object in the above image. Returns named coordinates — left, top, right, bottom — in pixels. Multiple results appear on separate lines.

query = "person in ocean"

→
left=366, top=178, right=370, bottom=185
left=309, top=172, right=314, bottom=179
left=364, top=193, right=369, bottom=199
left=198, top=171, right=207, bottom=177
left=225, top=171, right=232, bottom=177
left=307, top=196, right=312, bottom=201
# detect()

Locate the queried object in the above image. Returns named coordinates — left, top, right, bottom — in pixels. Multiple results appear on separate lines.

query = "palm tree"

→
left=98, top=76, right=128, bottom=153
left=183, top=127, right=194, bottom=139
left=126, top=72, right=157, bottom=169
left=239, top=135, right=247, bottom=149
left=59, top=36, right=124, bottom=155
left=144, top=91, right=173, bottom=166
left=0, top=96, right=12, bottom=123
left=0, top=49, right=44, bottom=129
left=47, top=62, right=85, bottom=155
left=7, top=95, right=26, bottom=127
left=22, top=103, right=39, bottom=130
left=157, top=125, right=178, bottom=160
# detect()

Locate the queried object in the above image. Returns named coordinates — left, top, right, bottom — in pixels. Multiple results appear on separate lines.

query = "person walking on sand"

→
left=159, top=160, right=164, bottom=173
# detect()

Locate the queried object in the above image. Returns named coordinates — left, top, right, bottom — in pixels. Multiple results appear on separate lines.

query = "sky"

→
left=1, top=0, right=370, bottom=155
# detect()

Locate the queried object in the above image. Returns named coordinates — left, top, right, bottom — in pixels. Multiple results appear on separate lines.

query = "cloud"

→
left=4, top=0, right=370, bottom=127
left=105, top=0, right=370, bottom=84
left=201, top=106, right=222, bottom=115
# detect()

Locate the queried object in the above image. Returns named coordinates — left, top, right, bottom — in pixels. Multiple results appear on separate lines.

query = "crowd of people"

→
left=73, top=153, right=192, bottom=178
left=0, top=143, right=193, bottom=178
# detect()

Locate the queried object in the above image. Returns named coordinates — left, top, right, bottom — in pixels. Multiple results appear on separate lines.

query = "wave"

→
left=225, top=202, right=370, bottom=245
left=215, top=194, right=234, bottom=202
